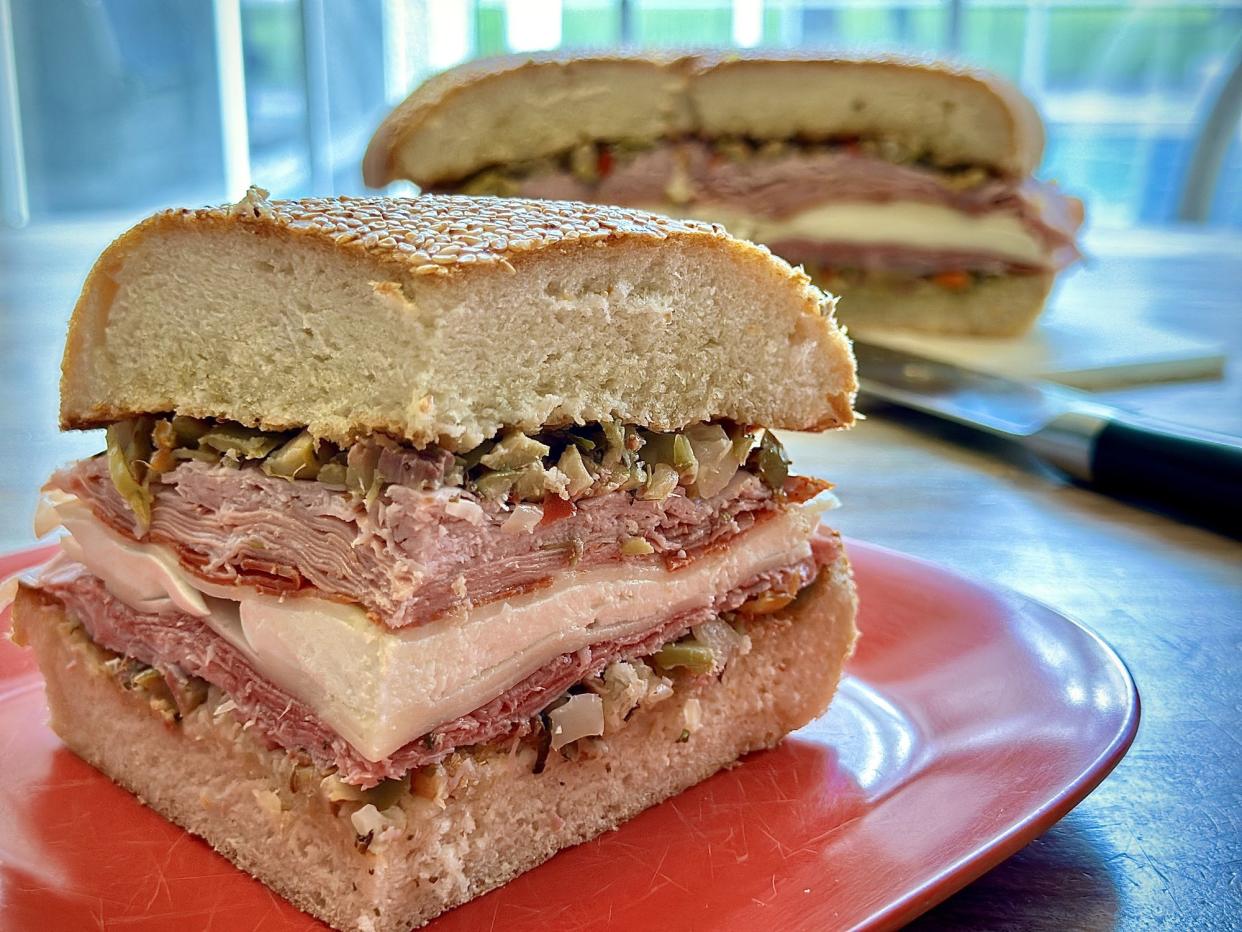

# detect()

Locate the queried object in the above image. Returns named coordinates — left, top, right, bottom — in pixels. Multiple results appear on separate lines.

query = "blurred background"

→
left=2, top=0, right=1240, bottom=229
left=1, top=0, right=1240, bottom=541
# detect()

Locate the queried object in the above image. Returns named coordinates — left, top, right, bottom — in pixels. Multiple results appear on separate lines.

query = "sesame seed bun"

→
left=59, top=189, right=856, bottom=449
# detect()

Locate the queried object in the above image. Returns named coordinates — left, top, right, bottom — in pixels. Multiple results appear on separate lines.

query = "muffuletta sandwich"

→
left=12, top=189, right=859, bottom=931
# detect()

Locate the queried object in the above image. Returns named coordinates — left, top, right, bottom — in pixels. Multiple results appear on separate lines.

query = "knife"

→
left=853, top=341, right=1242, bottom=530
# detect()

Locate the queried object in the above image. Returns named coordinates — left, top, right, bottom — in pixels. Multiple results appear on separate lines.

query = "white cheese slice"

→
left=54, top=499, right=209, bottom=618
left=639, top=200, right=1048, bottom=267
left=41, top=493, right=824, bottom=762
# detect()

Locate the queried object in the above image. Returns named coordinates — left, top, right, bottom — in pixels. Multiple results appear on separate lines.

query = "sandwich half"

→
left=12, top=190, right=859, bottom=931
left=365, top=52, right=1084, bottom=337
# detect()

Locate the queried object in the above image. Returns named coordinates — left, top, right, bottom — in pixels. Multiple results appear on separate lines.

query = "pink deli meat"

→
left=763, top=239, right=1046, bottom=276
left=513, top=142, right=1082, bottom=272
left=53, top=456, right=781, bottom=630
left=34, top=549, right=828, bottom=787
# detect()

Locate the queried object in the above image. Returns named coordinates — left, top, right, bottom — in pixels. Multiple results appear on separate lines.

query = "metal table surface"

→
left=1, top=221, right=1240, bottom=930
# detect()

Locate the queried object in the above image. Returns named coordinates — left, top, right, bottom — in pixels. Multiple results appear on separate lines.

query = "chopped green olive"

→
left=513, top=462, right=553, bottom=501
left=601, top=421, right=626, bottom=466
left=198, top=424, right=282, bottom=459
left=757, top=138, right=790, bottom=159
left=459, top=439, right=495, bottom=471
left=616, top=461, right=648, bottom=493
left=262, top=431, right=320, bottom=480
left=106, top=421, right=152, bottom=532
left=473, top=468, right=520, bottom=500
left=172, top=446, right=220, bottom=463
left=129, top=666, right=164, bottom=691
left=729, top=428, right=755, bottom=466
left=171, top=415, right=210, bottom=444
left=639, top=462, right=679, bottom=501
left=653, top=641, right=715, bottom=676
left=620, top=536, right=655, bottom=556
left=99, top=414, right=775, bottom=510
left=671, top=433, right=698, bottom=474
left=364, top=776, right=409, bottom=810
left=411, top=764, right=447, bottom=801
left=460, top=169, right=520, bottom=197
left=684, top=423, right=737, bottom=498
left=317, top=462, right=348, bottom=486
left=639, top=431, right=697, bottom=479
left=568, top=142, right=599, bottom=182
left=558, top=444, right=594, bottom=497
left=479, top=430, right=550, bottom=470
left=715, top=137, right=751, bottom=162
left=750, top=430, right=790, bottom=492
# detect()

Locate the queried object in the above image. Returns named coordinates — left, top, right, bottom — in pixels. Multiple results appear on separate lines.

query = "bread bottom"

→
left=816, top=269, right=1054, bottom=337
left=14, top=554, right=857, bottom=932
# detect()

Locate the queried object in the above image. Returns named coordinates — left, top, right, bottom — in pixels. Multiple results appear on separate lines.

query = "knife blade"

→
left=853, top=341, right=1242, bottom=530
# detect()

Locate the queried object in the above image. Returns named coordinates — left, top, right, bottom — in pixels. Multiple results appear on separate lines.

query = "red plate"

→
left=0, top=540, right=1138, bottom=931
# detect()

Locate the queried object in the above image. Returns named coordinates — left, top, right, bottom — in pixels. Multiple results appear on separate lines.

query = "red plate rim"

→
left=841, top=540, right=1140, bottom=929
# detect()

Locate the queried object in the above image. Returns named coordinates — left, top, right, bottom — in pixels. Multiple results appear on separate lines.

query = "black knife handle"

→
left=1090, top=419, right=1242, bottom=531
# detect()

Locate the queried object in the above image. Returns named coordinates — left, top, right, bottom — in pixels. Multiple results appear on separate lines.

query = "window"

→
left=2, top=0, right=1239, bottom=227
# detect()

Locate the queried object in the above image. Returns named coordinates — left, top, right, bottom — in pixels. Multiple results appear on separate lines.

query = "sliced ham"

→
left=34, top=552, right=828, bottom=787
left=52, top=457, right=779, bottom=630
left=511, top=141, right=1082, bottom=271
left=765, top=239, right=1045, bottom=277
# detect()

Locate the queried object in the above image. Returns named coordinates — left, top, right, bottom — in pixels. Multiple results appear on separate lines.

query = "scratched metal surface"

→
left=1, top=222, right=1240, bottom=929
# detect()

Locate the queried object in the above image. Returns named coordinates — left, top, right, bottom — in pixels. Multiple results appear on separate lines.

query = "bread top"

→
left=60, top=189, right=856, bottom=450
left=363, top=53, right=697, bottom=195
left=691, top=52, right=1044, bottom=176
left=365, top=51, right=1045, bottom=188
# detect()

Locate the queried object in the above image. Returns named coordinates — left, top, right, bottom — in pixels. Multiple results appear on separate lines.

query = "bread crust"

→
left=363, top=52, right=697, bottom=189
left=368, top=51, right=1044, bottom=187
left=59, top=190, right=857, bottom=448
left=691, top=52, right=1044, bottom=176
left=13, top=553, right=858, bottom=932
left=818, top=269, right=1055, bottom=337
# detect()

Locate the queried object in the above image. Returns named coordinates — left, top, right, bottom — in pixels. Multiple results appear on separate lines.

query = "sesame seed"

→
left=185, top=190, right=738, bottom=276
